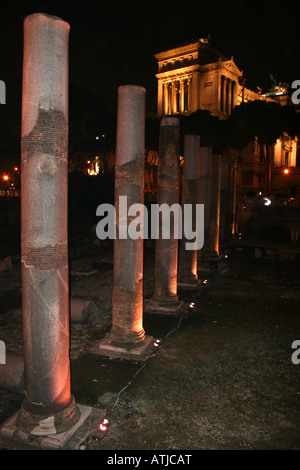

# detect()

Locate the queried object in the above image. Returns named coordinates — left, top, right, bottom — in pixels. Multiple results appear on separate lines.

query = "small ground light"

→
left=153, top=339, right=161, bottom=347
left=189, top=302, right=195, bottom=308
left=98, top=418, right=109, bottom=431
left=203, top=279, right=208, bottom=284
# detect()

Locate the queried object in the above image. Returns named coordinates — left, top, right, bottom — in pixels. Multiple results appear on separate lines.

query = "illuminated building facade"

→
left=155, top=38, right=264, bottom=120
left=155, top=39, right=299, bottom=198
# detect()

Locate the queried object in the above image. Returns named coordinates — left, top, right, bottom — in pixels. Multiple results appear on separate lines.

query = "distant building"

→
left=154, top=39, right=299, bottom=198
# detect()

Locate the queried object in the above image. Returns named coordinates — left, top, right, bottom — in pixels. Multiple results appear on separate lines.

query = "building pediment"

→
left=220, top=58, right=243, bottom=78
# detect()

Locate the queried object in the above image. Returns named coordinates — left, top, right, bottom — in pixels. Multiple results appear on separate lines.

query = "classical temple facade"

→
left=155, top=38, right=266, bottom=120
left=154, top=39, right=299, bottom=198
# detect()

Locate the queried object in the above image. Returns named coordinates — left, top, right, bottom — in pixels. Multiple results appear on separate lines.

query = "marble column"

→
left=179, top=80, right=185, bottom=113
left=230, top=159, right=238, bottom=237
left=222, top=76, right=227, bottom=113
left=227, top=79, right=232, bottom=115
left=157, top=80, right=163, bottom=117
left=178, top=135, right=201, bottom=288
left=164, top=82, right=169, bottom=116
left=93, top=85, right=153, bottom=360
left=145, top=117, right=183, bottom=315
left=197, top=147, right=212, bottom=270
left=220, top=155, right=232, bottom=246
left=209, top=154, right=221, bottom=260
left=16, top=13, right=80, bottom=435
left=172, top=81, right=177, bottom=114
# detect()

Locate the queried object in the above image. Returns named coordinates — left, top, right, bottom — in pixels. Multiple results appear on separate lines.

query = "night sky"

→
left=1, top=0, right=300, bottom=155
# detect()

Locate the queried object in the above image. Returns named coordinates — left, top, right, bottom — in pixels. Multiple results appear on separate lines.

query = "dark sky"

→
left=1, top=0, right=300, bottom=154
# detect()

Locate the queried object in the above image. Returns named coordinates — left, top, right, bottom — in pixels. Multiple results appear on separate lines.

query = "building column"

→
left=16, top=13, right=80, bottom=436
left=197, top=147, right=212, bottom=271
left=178, top=135, right=201, bottom=288
left=171, top=81, right=177, bottom=114
left=93, top=85, right=153, bottom=360
left=209, top=154, right=221, bottom=260
left=157, top=79, right=163, bottom=117
left=227, top=79, right=232, bottom=115
left=231, top=81, right=236, bottom=111
left=187, top=77, right=192, bottom=113
left=230, top=159, right=238, bottom=237
left=164, top=82, right=169, bottom=116
left=222, top=76, right=227, bottom=113
left=218, top=72, right=222, bottom=113
left=145, top=117, right=183, bottom=315
left=179, top=79, right=185, bottom=113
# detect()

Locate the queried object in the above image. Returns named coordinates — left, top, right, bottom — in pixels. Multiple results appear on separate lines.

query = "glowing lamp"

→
left=284, top=169, right=289, bottom=174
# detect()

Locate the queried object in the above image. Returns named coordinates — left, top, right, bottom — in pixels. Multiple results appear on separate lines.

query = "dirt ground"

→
left=0, top=236, right=300, bottom=451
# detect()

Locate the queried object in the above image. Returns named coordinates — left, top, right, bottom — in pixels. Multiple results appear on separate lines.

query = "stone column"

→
left=220, top=155, right=231, bottom=246
left=157, top=80, right=163, bottom=117
left=179, top=80, right=185, bottom=113
left=93, top=85, right=153, bottom=360
left=178, top=135, right=201, bottom=288
left=222, top=77, right=227, bottom=114
left=172, top=81, right=177, bottom=114
left=164, top=82, right=169, bottom=116
left=16, top=13, right=80, bottom=435
left=145, top=117, right=183, bottom=315
left=187, top=78, right=192, bottom=112
left=227, top=79, right=232, bottom=115
left=230, top=159, right=238, bottom=237
left=209, top=154, right=221, bottom=260
left=197, top=147, right=212, bottom=270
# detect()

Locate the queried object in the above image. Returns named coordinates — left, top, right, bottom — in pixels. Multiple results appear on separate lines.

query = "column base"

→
left=208, top=252, right=221, bottom=262
left=144, top=297, right=185, bottom=316
left=90, top=334, right=154, bottom=362
left=15, top=396, right=81, bottom=436
left=177, top=274, right=201, bottom=289
left=0, top=403, right=92, bottom=449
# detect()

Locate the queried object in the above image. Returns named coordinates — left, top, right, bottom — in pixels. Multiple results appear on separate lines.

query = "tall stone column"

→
left=197, top=147, right=212, bottom=270
left=222, top=77, right=227, bottom=114
left=172, top=81, right=177, bottom=114
left=179, top=80, right=185, bottom=113
left=16, top=13, right=80, bottom=435
left=230, top=159, right=238, bottom=237
left=209, top=154, right=221, bottom=260
left=227, top=79, right=232, bottom=115
left=145, top=117, right=183, bottom=315
left=220, top=155, right=232, bottom=246
left=93, top=85, right=153, bottom=360
left=178, top=135, right=201, bottom=288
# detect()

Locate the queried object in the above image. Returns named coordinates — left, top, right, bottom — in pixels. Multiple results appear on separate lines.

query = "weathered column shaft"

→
left=197, top=147, right=212, bottom=265
left=220, top=156, right=231, bottom=245
left=178, top=135, right=200, bottom=286
left=17, top=13, right=80, bottom=435
left=209, top=154, right=221, bottom=257
left=111, top=85, right=147, bottom=346
left=145, top=117, right=183, bottom=314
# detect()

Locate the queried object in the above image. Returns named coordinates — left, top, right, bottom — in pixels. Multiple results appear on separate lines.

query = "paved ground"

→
left=0, top=238, right=299, bottom=450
